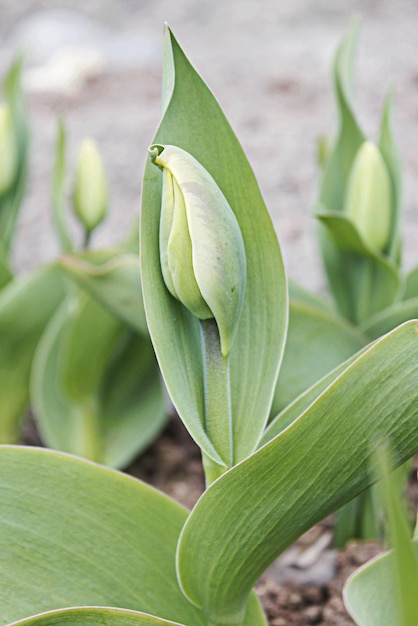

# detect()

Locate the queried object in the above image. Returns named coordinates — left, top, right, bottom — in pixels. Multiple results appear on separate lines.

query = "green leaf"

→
left=379, top=90, right=403, bottom=265
left=0, top=446, right=204, bottom=626
left=271, top=296, right=365, bottom=415
left=0, top=446, right=265, bottom=626
left=0, top=264, right=64, bottom=442
left=405, top=266, right=418, bottom=300
left=317, top=211, right=400, bottom=323
left=0, top=241, right=13, bottom=289
left=0, top=55, right=29, bottom=252
left=51, top=117, right=73, bottom=253
left=8, top=607, right=185, bottom=626
left=59, top=250, right=148, bottom=334
left=177, top=321, right=418, bottom=626
left=32, top=297, right=166, bottom=468
left=361, top=297, right=418, bottom=340
left=318, top=18, right=365, bottom=215
left=141, top=27, right=287, bottom=466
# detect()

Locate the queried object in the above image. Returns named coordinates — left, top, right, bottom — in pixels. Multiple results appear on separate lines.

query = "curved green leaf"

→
left=0, top=264, right=64, bottom=442
left=59, top=251, right=147, bottom=334
left=344, top=526, right=418, bottom=625
left=318, top=18, right=365, bottom=214
left=317, top=211, right=400, bottom=323
left=379, top=91, right=402, bottom=264
left=32, top=297, right=166, bottom=468
left=141, top=27, right=286, bottom=466
left=0, top=446, right=205, bottom=626
left=8, top=607, right=185, bottom=626
left=0, top=446, right=265, bottom=626
left=271, top=296, right=365, bottom=415
left=177, top=321, right=418, bottom=626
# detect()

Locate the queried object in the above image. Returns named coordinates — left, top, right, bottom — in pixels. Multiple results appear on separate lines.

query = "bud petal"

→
left=150, top=144, right=246, bottom=356
left=73, top=138, right=108, bottom=233
left=0, top=103, right=18, bottom=197
left=344, top=141, right=392, bottom=251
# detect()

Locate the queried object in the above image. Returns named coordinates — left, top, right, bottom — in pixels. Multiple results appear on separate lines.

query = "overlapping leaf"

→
left=177, top=322, right=418, bottom=626
left=141, top=27, right=287, bottom=467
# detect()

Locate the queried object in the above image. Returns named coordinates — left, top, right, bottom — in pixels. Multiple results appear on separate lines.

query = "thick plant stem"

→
left=200, top=318, right=232, bottom=485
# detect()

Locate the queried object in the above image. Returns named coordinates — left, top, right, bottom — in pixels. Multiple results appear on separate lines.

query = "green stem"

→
left=82, top=227, right=92, bottom=250
left=200, top=318, right=232, bottom=485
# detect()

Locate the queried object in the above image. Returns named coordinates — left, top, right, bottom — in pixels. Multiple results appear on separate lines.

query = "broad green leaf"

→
left=32, top=298, right=166, bottom=468
left=59, top=251, right=147, bottom=334
left=51, top=117, right=73, bottom=253
left=0, top=56, right=29, bottom=252
left=0, top=264, right=64, bottom=442
left=0, top=446, right=204, bottom=626
left=8, top=607, right=185, bottom=626
left=271, top=296, right=365, bottom=415
left=141, top=27, right=287, bottom=467
left=379, top=91, right=403, bottom=265
left=177, top=321, right=418, bottom=626
left=0, top=446, right=265, bottom=626
left=317, top=211, right=400, bottom=323
left=361, top=297, right=418, bottom=340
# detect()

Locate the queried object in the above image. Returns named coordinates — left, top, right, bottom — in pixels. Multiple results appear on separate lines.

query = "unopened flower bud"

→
left=73, top=138, right=108, bottom=233
left=149, top=144, right=246, bottom=356
left=344, top=141, right=392, bottom=251
left=0, top=103, right=18, bottom=197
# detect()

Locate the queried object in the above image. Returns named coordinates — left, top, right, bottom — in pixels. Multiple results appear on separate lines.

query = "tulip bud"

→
left=73, top=138, right=108, bottom=234
left=344, top=141, right=392, bottom=251
left=149, top=144, right=246, bottom=356
left=0, top=103, right=18, bottom=197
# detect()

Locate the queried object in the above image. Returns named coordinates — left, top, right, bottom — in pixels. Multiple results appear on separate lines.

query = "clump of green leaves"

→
left=306, top=19, right=418, bottom=547
left=1, top=25, right=418, bottom=626
left=0, top=95, right=167, bottom=466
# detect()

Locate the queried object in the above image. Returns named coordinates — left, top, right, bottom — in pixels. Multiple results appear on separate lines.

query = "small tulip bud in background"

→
left=149, top=144, right=246, bottom=357
left=344, top=141, right=392, bottom=252
left=0, top=103, right=18, bottom=197
left=73, top=138, right=108, bottom=236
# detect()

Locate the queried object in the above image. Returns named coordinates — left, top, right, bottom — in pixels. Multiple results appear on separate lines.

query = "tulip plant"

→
left=2, top=25, right=418, bottom=626
left=0, top=103, right=167, bottom=466
left=311, top=19, right=418, bottom=547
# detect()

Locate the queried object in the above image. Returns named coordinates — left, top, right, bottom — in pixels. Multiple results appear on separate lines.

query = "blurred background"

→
left=1, top=0, right=417, bottom=293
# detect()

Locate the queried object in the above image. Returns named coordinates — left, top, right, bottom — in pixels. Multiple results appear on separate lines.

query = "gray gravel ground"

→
left=1, top=0, right=418, bottom=294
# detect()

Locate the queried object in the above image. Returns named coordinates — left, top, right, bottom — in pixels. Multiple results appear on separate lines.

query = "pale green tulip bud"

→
left=149, top=144, right=246, bottom=357
left=0, top=103, right=18, bottom=197
left=344, top=141, right=392, bottom=251
left=73, top=138, right=108, bottom=234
